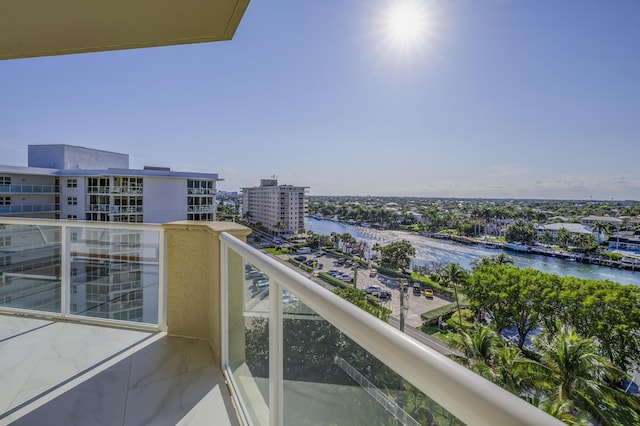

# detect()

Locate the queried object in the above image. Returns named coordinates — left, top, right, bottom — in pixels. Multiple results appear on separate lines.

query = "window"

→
left=0, top=256, right=11, bottom=267
left=71, top=232, right=78, bottom=242
left=0, top=197, right=10, bottom=205
left=0, top=236, right=10, bottom=247
left=67, top=197, right=77, bottom=205
left=67, top=214, right=77, bottom=220
left=0, top=176, right=10, bottom=185
left=67, top=179, right=77, bottom=188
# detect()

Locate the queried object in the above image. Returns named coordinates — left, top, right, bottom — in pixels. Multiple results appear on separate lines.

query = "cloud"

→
left=533, top=177, right=588, bottom=189
left=491, top=164, right=529, bottom=178
left=612, top=176, right=629, bottom=185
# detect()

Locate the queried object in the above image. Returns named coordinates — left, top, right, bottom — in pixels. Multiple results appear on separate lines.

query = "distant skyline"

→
left=1, top=0, right=639, bottom=200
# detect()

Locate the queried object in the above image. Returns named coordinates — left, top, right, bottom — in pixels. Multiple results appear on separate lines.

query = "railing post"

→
left=269, top=281, right=283, bottom=426
left=60, top=223, right=69, bottom=317
left=157, top=227, right=167, bottom=331
left=220, top=240, right=229, bottom=369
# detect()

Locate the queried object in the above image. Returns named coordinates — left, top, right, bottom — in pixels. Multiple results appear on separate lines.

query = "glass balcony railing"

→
left=0, top=218, right=164, bottom=329
left=220, top=232, right=562, bottom=426
left=0, top=219, right=562, bottom=425
left=86, top=186, right=143, bottom=194
left=0, top=184, right=59, bottom=193
left=188, top=205, right=214, bottom=213
left=0, top=204, right=57, bottom=213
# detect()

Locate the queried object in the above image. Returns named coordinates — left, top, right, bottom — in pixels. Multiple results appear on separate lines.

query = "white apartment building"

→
left=241, top=178, right=308, bottom=236
left=0, top=144, right=219, bottom=222
left=0, top=144, right=220, bottom=322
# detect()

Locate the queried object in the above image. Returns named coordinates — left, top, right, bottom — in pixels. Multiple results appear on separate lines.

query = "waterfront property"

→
left=0, top=145, right=219, bottom=223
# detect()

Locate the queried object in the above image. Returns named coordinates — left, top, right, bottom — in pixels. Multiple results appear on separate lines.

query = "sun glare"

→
left=383, top=0, right=430, bottom=50
left=375, top=0, right=435, bottom=60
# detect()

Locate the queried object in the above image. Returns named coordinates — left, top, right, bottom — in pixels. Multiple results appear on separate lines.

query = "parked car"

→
left=413, top=283, right=422, bottom=295
left=293, top=255, right=307, bottom=262
left=255, top=278, right=269, bottom=290
left=282, top=293, right=298, bottom=306
left=253, top=275, right=268, bottom=284
left=339, top=274, right=352, bottom=282
left=424, top=289, right=434, bottom=298
left=246, top=270, right=264, bottom=279
left=378, top=290, right=391, bottom=301
left=364, top=285, right=381, bottom=294
left=369, top=270, right=377, bottom=278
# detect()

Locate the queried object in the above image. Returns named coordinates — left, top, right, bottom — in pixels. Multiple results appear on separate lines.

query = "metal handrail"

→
left=220, top=231, right=562, bottom=426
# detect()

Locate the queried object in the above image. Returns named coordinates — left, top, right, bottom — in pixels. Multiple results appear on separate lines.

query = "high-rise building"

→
left=0, top=144, right=220, bottom=222
left=241, top=178, right=308, bottom=236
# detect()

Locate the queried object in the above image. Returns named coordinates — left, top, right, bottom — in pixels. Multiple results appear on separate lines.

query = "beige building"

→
left=241, top=178, right=308, bottom=236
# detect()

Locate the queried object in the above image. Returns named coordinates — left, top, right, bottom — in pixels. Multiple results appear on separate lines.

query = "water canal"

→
left=305, top=218, right=640, bottom=286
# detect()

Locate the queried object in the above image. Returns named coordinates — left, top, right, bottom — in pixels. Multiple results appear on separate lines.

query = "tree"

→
left=380, top=240, right=416, bottom=271
left=591, top=221, right=609, bottom=245
left=575, top=233, right=598, bottom=252
left=556, top=227, right=573, bottom=248
left=494, top=253, right=514, bottom=265
left=440, top=262, right=468, bottom=326
left=274, top=220, right=285, bottom=235
left=505, top=220, right=536, bottom=244
left=532, top=325, right=639, bottom=425
left=446, top=325, right=501, bottom=372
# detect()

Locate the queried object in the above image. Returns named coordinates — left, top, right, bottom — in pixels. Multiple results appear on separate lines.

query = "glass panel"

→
left=69, top=227, right=160, bottom=324
left=0, top=224, right=62, bottom=313
left=281, top=298, right=465, bottom=426
left=227, top=250, right=270, bottom=426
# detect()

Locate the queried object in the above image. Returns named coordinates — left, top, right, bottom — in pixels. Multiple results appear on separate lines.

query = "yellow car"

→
left=424, top=289, right=434, bottom=299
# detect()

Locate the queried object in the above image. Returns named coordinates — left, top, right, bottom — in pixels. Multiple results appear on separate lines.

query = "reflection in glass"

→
left=0, top=224, right=62, bottom=313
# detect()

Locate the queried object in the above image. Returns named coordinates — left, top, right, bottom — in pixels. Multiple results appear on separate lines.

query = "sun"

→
left=380, top=0, right=431, bottom=53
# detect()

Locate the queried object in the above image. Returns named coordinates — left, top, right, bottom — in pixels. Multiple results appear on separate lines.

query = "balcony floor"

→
left=0, top=314, right=238, bottom=425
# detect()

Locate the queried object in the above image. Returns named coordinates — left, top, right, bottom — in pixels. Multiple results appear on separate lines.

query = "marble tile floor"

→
left=0, top=314, right=239, bottom=426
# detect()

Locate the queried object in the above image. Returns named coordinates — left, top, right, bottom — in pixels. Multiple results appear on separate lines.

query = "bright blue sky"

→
left=1, top=0, right=639, bottom=200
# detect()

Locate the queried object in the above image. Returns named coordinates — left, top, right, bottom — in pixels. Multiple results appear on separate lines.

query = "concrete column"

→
left=162, top=221, right=251, bottom=363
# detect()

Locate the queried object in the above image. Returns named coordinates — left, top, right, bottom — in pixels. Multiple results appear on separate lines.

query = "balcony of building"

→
left=0, top=185, right=59, bottom=194
left=0, top=204, right=59, bottom=215
left=0, top=218, right=562, bottom=425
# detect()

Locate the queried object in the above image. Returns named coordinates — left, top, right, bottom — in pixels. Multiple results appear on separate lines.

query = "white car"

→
left=282, top=294, right=298, bottom=306
left=364, top=285, right=381, bottom=294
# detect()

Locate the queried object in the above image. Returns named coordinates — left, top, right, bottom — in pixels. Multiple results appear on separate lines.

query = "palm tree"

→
left=371, top=242, right=382, bottom=261
left=532, top=325, right=639, bottom=425
left=274, top=220, right=285, bottom=236
left=493, top=253, right=514, bottom=266
left=556, top=227, right=573, bottom=249
left=591, top=221, right=609, bottom=245
left=440, top=262, right=468, bottom=326
left=446, top=325, right=501, bottom=372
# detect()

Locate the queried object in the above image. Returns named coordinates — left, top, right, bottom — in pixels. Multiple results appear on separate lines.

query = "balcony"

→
left=0, top=218, right=562, bottom=425
left=0, top=204, right=58, bottom=214
left=0, top=184, right=59, bottom=194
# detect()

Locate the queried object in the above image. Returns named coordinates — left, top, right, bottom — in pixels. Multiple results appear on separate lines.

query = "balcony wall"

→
left=163, top=221, right=251, bottom=363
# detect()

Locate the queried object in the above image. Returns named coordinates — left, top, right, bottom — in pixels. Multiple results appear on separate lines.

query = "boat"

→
left=481, top=241, right=503, bottom=249
left=503, top=243, right=532, bottom=252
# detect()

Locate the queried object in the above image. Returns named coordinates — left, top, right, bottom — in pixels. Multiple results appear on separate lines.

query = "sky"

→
left=1, top=0, right=639, bottom=200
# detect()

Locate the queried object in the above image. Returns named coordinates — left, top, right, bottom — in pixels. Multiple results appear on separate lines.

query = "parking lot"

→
left=283, top=250, right=451, bottom=328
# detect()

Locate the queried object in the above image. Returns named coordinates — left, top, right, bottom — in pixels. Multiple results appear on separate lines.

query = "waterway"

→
left=305, top=218, right=640, bottom=286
